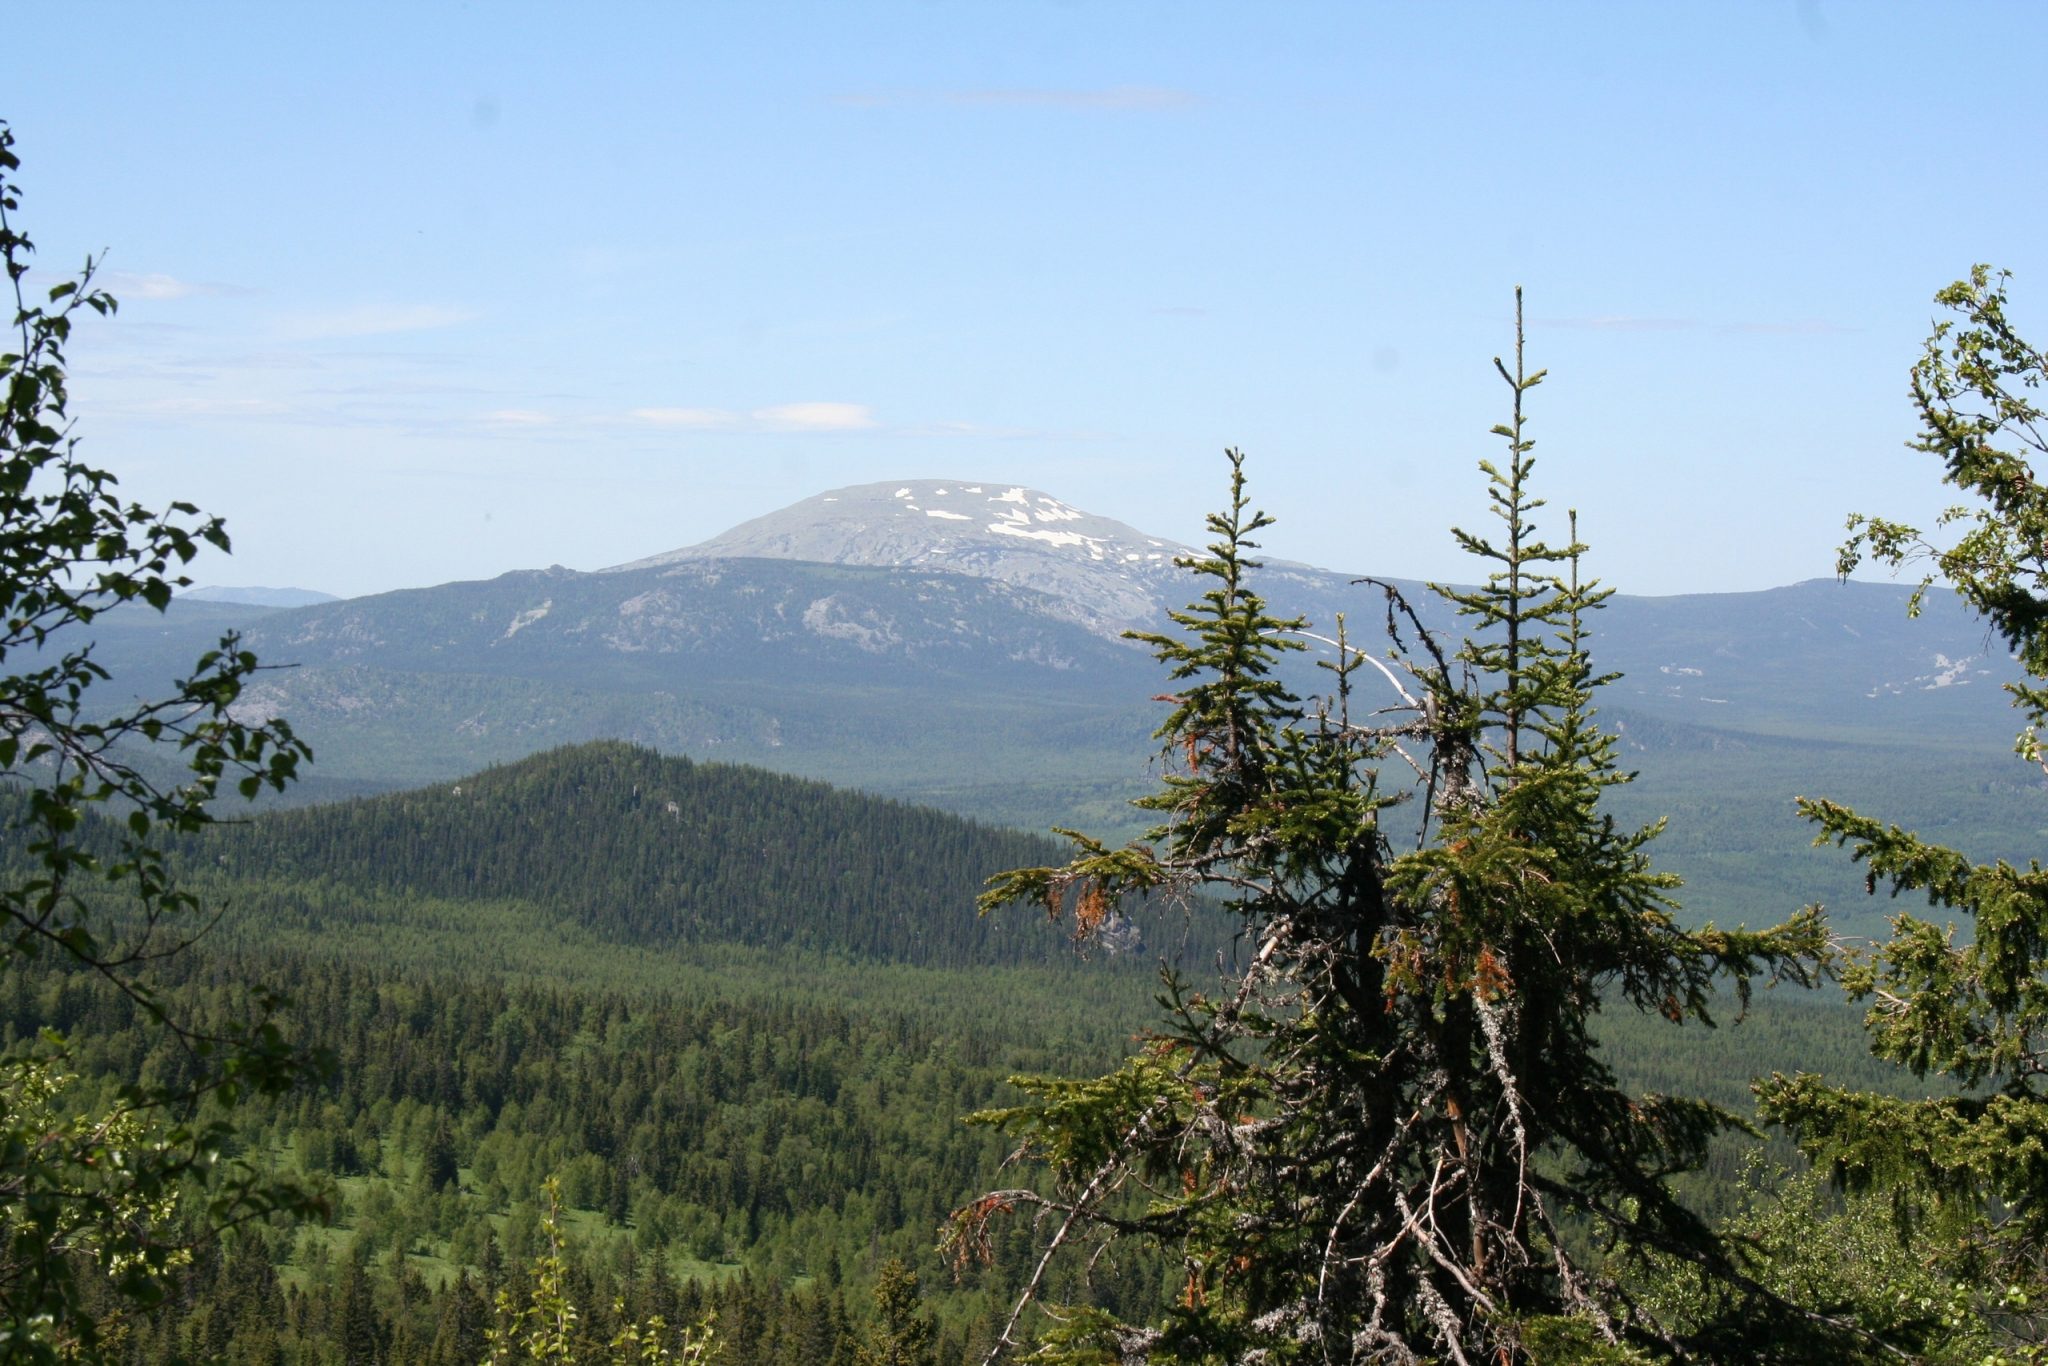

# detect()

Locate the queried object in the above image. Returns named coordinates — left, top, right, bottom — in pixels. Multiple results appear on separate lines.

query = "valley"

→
left=18, top=476, right=2040, bottom=1361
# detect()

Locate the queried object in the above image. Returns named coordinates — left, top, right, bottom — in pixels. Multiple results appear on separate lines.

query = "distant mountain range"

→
left=72, top=477, right=2041, bottom=930
left=182, top=585, right=338, bottom=608
left=619, top=479, right=2021, bottom=745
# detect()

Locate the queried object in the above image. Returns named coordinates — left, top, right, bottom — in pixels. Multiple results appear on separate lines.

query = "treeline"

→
left=108, top=1228, right=965, bottom=1365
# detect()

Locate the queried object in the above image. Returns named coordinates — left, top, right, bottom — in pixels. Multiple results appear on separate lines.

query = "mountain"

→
left=71, top=554, right=1164, bottom=827
left=611, top=478, right=1206, bottom=636
left=182, top=585, right=338, bottom=608
left=61, top=478, right=2044, bottom=930
left=610, top=478, right=2023, bottom=746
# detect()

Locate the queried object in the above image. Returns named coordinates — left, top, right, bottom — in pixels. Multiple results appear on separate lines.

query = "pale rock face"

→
left=605, top=479, right=1204, bottom=637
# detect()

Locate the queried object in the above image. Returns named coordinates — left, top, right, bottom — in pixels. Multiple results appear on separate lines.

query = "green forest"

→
left=0, top=730, right=1937, bottom=1362
left=6, top=117, right=2048, bottom=1364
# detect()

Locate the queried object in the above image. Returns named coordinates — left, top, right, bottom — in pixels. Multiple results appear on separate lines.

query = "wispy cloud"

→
left=896, top=420, right=1106, bottom=442
left=102, top=270, right=253, bottom=301
left=632, top=402, right=877, bottom=433
left=632, top=406, right=743, bottom=431
left=1534, top=313, right=1855, bottom=336
left=128, top=395, right=290, bottom=418
left=483, top=409, right=555, bottom=426
left=836, top=85, right=1198, bottom=112
left=1724, top=318, right=1857, bottom=335
left=755, top=402, right=875, bottom=432
left=1535, top=314, right=1698, bottom=332
left=282, top=303, right=476, bottom=340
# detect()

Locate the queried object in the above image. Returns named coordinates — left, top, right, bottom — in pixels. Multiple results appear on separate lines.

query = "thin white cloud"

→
left=1535, top=315, right=1698, bottom=332
left=753, top=402, right=875, bottom=432
left=953, top=86, right=1197, bottom=111
left=898, top=420, right=1044, bottom=440
left=1532, top=313, right=1853, bottom=336
left=102, top=270, right=252, bottom=301
left=484, top=409, right=554, bottom=425
left=837, top=86, right=1198, bottom=112
left=633, top=406, right=741, bottom=430
left=282, top=303, right=476, bottom=340
left=129, top=395, right=289, bottom=418
left=631, top=403, right=876, bottom=433
left=901, top=419, right=1114, bottom=440
left=1724, top=318, right=1857, bottom=336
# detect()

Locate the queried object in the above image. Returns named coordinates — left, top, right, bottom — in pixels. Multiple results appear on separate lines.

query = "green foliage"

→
left=963, top=299, right=1832, bottom=1363
left=485, top=1175, right=715, bottom=1364
left=0, top=120, right=321, bottom=1358
left=1635, top=1158, right=2030, bottom=1364
left=0, top=1061, right=196, bottom=1353
left=0, top=754, right=1918, bottom=1362
left=1839, top=264, right=2048, bottom=760
left=1758, top=266, right=2048, bottom=1361
left=857, top=1259, right=935, bottom=1366
left=0, top=931, right=1135, bottom=1355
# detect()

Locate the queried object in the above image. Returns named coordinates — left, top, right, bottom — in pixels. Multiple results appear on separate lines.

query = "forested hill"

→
left=200, top=741, right=1140, bottom=969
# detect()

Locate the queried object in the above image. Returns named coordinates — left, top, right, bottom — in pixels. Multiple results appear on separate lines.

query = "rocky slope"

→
left=610, top=479, right=1203, bottom=636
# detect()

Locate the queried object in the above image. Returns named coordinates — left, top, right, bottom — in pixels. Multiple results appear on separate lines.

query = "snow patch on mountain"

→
left=988, top=522, right=1099, bottom=551
left=1865, top=651, right=1997, bottom=696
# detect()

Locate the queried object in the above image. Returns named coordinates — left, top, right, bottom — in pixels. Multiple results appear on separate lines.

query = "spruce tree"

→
left=1755, top=265, right=2048, bottom=1355
left=858, top=1259, right=936, bottom=1366
left=953, top=294, right=1830, bottom=1363
left=422, top=1116, right=460, bottom=1195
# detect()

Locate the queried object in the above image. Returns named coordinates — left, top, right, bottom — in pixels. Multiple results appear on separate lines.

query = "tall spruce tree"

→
left=951, top=293, right=1832, bottom=1364
left=1755, top=265, right=2048, bottom=1356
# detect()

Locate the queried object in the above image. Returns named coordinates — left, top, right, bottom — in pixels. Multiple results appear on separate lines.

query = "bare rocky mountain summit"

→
left=608, top=479, right=1206, bottom=637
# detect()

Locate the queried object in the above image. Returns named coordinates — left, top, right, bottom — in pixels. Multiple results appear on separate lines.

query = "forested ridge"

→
left=185, top=741, right=1139, bottom=968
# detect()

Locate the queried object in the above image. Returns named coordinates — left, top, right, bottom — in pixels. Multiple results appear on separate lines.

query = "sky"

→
left=9, top=1, right=2048, bottom=600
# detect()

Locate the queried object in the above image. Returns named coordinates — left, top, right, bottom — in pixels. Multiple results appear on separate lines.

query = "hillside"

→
left=197, top=741, right=1175, bottom=969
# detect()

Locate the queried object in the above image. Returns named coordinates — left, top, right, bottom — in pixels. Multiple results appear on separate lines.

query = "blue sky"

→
left=10, top=2, right=2047, bottom=599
